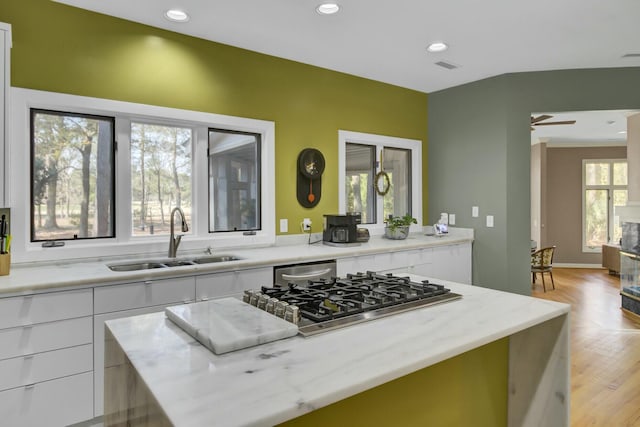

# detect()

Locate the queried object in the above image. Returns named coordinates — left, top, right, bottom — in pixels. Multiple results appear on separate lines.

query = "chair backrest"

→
left=531, top=246, right=556, bottom=268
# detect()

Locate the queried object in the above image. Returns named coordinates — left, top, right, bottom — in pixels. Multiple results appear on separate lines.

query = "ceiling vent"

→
left=434, top=61, right=459, bottom=70
left=622, top=53, right=640, bottom=58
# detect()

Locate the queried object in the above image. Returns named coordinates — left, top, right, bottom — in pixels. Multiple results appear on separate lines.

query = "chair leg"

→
left=532, top=272, right=536, bottom=283
left=541, top=273, right=546, bottom=292
left=550, top=271, right=555, bottom=290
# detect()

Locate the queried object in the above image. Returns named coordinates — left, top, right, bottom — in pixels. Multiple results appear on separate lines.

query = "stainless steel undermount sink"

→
left=107, top=255, right=243, bottom=271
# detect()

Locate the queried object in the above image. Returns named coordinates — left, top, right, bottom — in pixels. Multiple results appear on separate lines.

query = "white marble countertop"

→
left=106, top=274, right=569, bottom=427
left=0, top=229, right=472, bottom=295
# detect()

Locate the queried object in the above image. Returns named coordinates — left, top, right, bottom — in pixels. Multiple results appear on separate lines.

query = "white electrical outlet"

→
left=449, top=214, right=456, bottom=225
left=486, top=215, right=494, bottom=228
left=280, top=219, right=288, bottom=233
left=472, top=206, right=479, bottom=218
left=302, top=218, right=312, bottom=232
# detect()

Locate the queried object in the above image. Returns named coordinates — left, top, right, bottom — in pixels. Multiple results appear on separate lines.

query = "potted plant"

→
left=384, top=214, right=418, bottom=240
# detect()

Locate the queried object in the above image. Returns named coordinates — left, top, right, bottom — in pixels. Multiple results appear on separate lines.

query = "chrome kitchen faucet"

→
left=168, top=207, right=189, bottom=258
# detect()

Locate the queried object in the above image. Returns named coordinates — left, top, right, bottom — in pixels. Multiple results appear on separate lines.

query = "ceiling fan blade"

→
left=531, top=114, right=553, bottom=124
left=533, top=120, right=576, bottom=126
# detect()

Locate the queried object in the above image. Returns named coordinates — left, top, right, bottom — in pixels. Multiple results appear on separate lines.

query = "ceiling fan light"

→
left=317, top=3, right=340, bottom=15
left=165, top=9, right=189, bottom=22
left=427, top=42, right=448, bottom=53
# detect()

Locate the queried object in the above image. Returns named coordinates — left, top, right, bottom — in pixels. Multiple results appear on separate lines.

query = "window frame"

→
left=582, top=158, right=628, bottom=253
left=338, top=130, right=422, bottom=233
left=30, top=108, right=117, bottom=242
left=10, top=88, right=275, bottom=263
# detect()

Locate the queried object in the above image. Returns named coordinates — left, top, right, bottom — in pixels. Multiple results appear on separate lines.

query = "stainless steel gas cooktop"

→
left=242, top=271, right=462, bottom=336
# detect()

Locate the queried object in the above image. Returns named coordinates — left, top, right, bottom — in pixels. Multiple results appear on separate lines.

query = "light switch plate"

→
left=280, top=219, right=288, bottom=233
left=472, top=206, right=479, bottom=217
left=486, top=215, right=494, bottom=228
left=449, top=214, right=456, bottom=225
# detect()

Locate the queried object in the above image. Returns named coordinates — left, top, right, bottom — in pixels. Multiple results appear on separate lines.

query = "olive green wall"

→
left=0, top=0, right=428, bottom=234
left=429, top=67, right=640, bottom=294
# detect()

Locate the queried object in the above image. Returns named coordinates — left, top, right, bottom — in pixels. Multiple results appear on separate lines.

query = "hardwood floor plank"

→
left=532, top=268, right=640, bottom=426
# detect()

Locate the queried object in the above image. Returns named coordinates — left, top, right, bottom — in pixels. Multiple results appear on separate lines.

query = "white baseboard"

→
left=553, top=263, right=605, bottom=269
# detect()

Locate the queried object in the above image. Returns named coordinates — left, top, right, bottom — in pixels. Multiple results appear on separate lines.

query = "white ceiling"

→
left=532, top=110, right=639, bottom=147
left=53, top=0, right=640, bottom=145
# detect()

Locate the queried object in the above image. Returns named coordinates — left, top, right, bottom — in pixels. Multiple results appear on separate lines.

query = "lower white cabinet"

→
left=0, top=288, right=94, bottom=427
left=196, top=267, right=273, bottom=300
left=337, top=242, right=472, bottom=284
left=0, top=372, right=93, bottom=427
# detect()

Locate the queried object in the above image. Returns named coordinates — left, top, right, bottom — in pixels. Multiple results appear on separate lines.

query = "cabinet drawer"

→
left=0, top=371, right=93, bottom=427
left=196, top=267, right=272, bottom=301
left=0, top=288, right=93, bottom=329
left=0, top=316, right=92, bottom=360
left=0, top=344, right=92, bottom=391
left=94, top=276, right=195, bottom=314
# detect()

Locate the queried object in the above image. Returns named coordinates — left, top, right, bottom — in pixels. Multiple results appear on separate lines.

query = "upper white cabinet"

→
left=0, top=23, right=10, bottom=207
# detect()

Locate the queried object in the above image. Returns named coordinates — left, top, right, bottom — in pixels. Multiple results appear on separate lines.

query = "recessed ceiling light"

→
left=165, top=9, right=189, bottom=22
left=427, top=42, right=448, bottom=53
left=317, top=3, right=341, bottom=15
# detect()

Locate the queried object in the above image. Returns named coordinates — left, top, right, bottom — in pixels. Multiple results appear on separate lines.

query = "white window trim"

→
left=338, top=130, right=422, bottom=234
left=9, top=87, right=275, bottom=263
left=582, top=158, right=627, bottom=253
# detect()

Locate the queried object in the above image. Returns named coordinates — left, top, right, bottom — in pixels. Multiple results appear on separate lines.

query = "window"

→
left=339, top=130, right=422, bottom=229
left=583, top=159, right=628, bottom=251
left=14, top=88, right=275, bottom=262
left=130, top=122, right=192, bottom=236
left=31, top=109, right=115, bottom=241
left=208, top=129, right=260, bottom=232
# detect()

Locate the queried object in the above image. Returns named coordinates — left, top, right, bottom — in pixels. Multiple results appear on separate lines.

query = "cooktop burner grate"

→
left=246, top=271, right=462, bottom=336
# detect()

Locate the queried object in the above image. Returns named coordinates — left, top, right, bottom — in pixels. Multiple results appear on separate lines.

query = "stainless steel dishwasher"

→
left=274, top=260, right=337, bottom=287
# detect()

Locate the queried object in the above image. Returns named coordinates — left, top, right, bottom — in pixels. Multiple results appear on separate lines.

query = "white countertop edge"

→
left=106, top=277, right=569, bottom=427
left=0, top=229, right=473, bottom=295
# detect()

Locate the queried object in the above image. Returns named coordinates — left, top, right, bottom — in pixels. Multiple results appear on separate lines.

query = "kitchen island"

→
left=104, top=274, right=570, bottom=427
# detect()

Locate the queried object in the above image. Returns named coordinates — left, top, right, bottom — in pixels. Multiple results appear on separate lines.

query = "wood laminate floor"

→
left=532, top=268, right=640, bottom=427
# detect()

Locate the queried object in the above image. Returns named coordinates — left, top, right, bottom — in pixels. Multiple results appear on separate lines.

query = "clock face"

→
left=299, top=149, right=325, bottom=178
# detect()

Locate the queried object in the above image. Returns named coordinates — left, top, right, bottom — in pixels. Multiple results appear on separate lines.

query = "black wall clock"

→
left=297, top=148, right=325, bottom=208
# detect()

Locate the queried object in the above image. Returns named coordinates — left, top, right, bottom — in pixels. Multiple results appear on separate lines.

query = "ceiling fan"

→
left=530, top=114, right=576, bottom=131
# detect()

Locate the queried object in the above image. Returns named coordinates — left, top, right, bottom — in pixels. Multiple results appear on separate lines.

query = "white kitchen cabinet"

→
left=337, top=242, right=472, bottom=284
left=94, top=276, right=195, bottom=314
left=0, top=23, right=11, bottom=207
left=0, top=344, right=92, bottom=391
left=430, top=243, right=472, bottom=284
left=0, top=287, right=93, bottom=328
left=196, top=266, right=273, bottom=300
left=0, top=371, right=93, bottom=427
left=0, top=288, right=94, bottom=427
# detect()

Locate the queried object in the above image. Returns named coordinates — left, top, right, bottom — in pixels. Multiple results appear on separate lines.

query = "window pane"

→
left=585, top=189, right=608, bottom=248
left=383, top=147, right=411, bottom=219
left=130, top=123, right=192, bottom=236
left=345, top=143, right=376, bottom=223
left=31, top=110, right=115, bottom=241
left=209, top=129, right=260, bottom=232
left=613, top=162, right=628, bottom=186
left=613, top=189, right=628, bottom=243
left=585, top=162, right=610, bottom=186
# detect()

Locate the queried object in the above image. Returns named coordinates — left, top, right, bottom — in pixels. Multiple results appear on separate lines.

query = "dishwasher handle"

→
left=281, top=268, right=333, bottom=282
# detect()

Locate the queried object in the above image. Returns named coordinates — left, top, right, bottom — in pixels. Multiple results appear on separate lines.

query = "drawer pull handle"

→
left=183, top=299, right=193, bottom=304
left=24, top=383, right=36, bottom=389
left=144, top=281, right=153, bottom=285
left=200, top=297, right=209, bottom=301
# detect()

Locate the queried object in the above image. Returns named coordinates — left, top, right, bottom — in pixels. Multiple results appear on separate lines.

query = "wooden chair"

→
left=531, top=246, right=556, bottom=292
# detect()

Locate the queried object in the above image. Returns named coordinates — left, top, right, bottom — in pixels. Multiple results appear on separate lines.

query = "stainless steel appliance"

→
left=274, top=260, right=337, bottom=287
left=323, top=213, right=361, bottom=246
left=243, top=271, right=462, bottom=336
